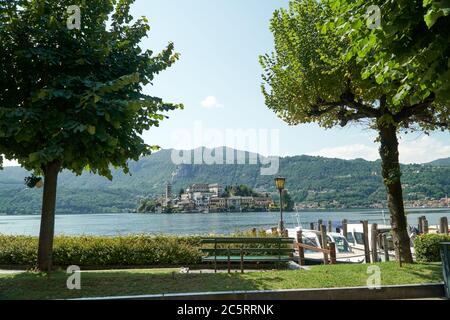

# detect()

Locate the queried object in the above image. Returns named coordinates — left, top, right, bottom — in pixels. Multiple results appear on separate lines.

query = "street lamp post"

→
left=275, top=177, right=286, bottom=235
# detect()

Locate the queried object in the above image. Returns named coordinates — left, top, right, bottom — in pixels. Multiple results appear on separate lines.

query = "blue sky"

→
left=132, top=0, right=449, bottom=164
left=3, top=0, right=449, bottom=166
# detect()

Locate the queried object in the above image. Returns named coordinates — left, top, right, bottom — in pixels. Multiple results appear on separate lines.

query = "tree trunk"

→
left=37, top=160, right=60, bottom=272
left=378, top=123, right=413, bottom=263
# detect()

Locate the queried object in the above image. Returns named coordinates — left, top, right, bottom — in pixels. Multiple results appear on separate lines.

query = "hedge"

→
left=0, top=235, right=203, bottom=267
left=0, top=231, right=284, bottom=267
left=414, top=233, right=450, bottom=262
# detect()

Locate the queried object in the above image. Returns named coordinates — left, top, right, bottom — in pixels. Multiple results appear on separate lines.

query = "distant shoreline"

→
left=1, top=206, right=449, bottom=216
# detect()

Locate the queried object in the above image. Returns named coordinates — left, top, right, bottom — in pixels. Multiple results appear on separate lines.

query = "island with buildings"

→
left=136, top=182, right=449, bottom=214
left=136, top=183, right=291, bottom=214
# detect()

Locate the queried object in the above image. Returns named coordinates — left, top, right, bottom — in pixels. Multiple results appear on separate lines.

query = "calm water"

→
left=0, top=208, right=449, bottom=236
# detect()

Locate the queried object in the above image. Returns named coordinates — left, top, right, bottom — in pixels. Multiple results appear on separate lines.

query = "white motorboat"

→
left=287, top=227, right=366, bottom=264
left=343, top=223, right=416, bottom=261
left=266, top=226, right=365, bottom=264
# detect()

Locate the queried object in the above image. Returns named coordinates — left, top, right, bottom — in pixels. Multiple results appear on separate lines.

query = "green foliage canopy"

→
left=0, top=0, right=182, bottom=178
left=260, top=0, right=450, bottom=131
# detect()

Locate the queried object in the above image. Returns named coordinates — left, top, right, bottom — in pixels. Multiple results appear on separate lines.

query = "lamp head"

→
left=275, top=177, right=286, bottom=191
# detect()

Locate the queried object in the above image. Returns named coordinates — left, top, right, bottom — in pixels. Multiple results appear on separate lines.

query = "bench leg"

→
left=227, top=249, right=231, bottom=274
left=240, top=249, right=244, bottom=274
left=214, top=242, right=217, bottom=273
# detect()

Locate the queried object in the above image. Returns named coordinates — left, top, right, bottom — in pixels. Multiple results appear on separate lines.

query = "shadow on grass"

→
left=0, top=263, right=443, bottom=300
left=402, top=263, right=443, bottom=283
left=0, top=270, right=276, bottom=300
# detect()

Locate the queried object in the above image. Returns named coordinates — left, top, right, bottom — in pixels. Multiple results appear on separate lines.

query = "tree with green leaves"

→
left=137, top=198, right=157, bottom=213
left=0, top=0, right=182, bottom=271
left=282, top=190, right=295, bottom=212
left=260, top=0, right=449, bottom=262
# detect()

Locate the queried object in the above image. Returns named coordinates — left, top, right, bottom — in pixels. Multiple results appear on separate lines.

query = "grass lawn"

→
left=0, top=262, right=443, bottom=300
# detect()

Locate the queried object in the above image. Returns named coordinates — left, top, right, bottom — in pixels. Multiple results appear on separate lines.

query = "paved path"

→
left=0, top=269, right=26, bottom=275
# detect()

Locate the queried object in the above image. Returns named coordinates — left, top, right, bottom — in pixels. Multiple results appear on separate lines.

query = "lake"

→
left=0, top=208, right=449, bottom=236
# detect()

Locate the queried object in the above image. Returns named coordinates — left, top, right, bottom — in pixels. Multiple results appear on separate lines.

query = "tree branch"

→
left=340, top=91, right=381, bottom=118
left=307, top=91, right=380, bottom=125
left=410, top=114, right=449, bottom=129
left=394, top=93, right=436, bottom=122
left=308, top=100, right=342, bottom=116
left=338, top=111, right=371, bottom=127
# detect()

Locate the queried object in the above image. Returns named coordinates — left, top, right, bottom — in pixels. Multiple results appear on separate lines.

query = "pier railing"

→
left=295, top=229, right=336, bottom=266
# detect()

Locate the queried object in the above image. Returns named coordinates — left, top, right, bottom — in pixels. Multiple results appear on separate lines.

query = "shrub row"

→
left=414, top=233, right=450, bottom=262
left=0, top=231, right=283, bottom=267
left=0, top=235, right=203, bottom=267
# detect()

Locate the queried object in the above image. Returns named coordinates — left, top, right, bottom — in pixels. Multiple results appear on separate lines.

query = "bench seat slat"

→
left=202, top=256, right=291, bottom=262
left=201, top=238, right=294, bottom=244
left=201, top=248, right=294, bottom=254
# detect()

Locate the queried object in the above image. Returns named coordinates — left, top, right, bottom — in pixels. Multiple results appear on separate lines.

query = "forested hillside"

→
left=0, top=148, right=449, bottom=214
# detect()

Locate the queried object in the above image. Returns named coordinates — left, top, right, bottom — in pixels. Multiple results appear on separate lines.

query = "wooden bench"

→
left=200, top=237, right=295, bottom=273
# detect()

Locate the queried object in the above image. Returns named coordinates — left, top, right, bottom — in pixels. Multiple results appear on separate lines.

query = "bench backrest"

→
left=201, top=237, right=294, bottom=244
left=200, top=237, right=295, bottom=258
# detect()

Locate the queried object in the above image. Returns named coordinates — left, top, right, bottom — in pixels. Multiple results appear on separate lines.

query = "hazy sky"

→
left=3, top=0, right=450, bottom=166
left=135, top=0, right=449, bottom=164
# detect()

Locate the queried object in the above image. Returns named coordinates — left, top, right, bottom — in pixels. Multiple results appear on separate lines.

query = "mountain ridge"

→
left=429, top=157, right=450, bottom=166
left=0, top=148, right=449, bottom=214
